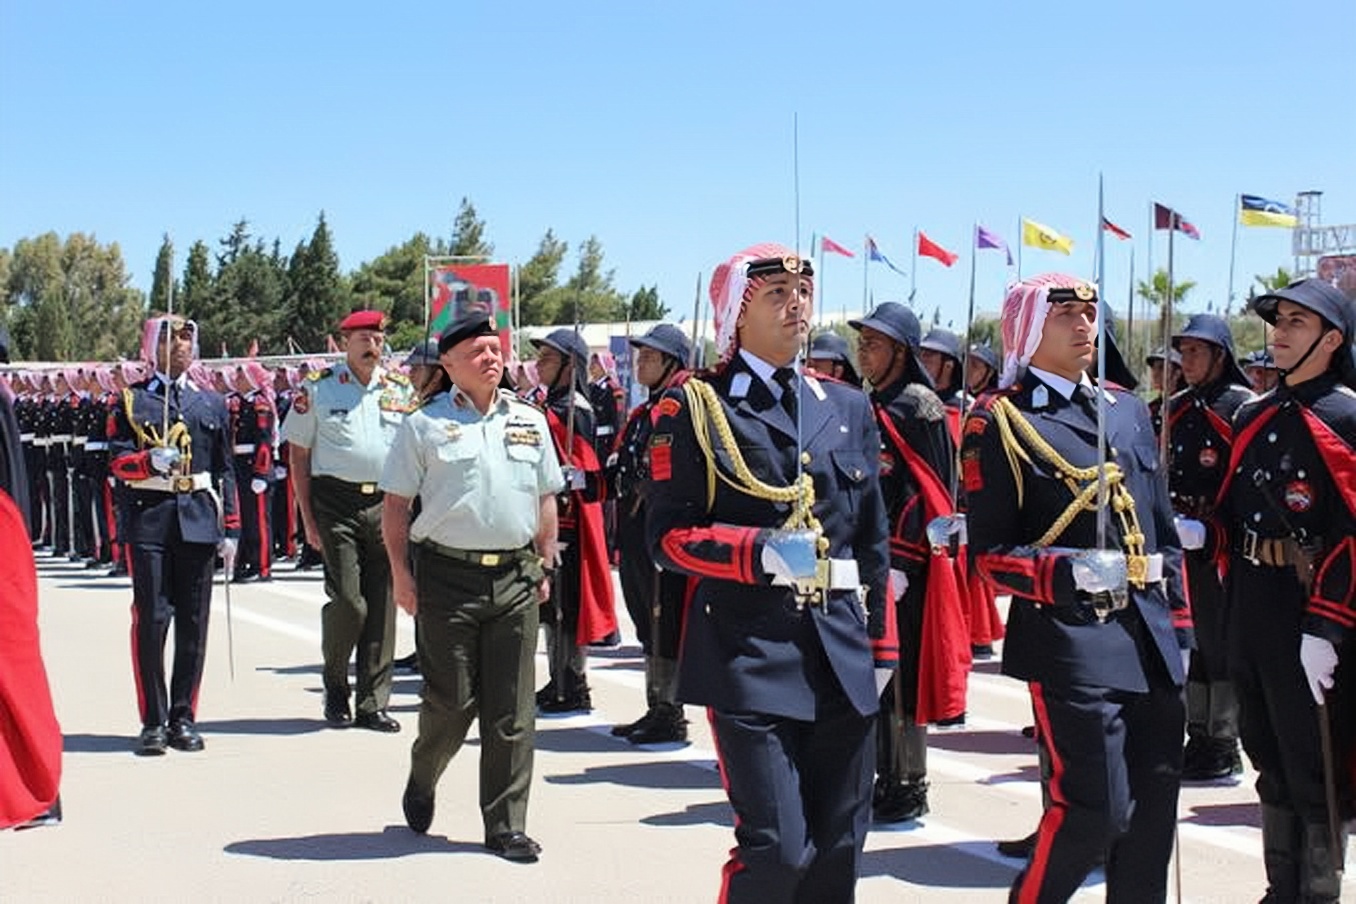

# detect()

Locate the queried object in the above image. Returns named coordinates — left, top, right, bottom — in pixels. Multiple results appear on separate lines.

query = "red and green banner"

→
left=429, top=263, right=513, bottom=356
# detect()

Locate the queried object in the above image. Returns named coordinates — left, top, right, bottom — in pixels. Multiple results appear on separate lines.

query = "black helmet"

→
left=629, top=323, right=691, bottom=366
left=531, top=328, right=590, bottom=369
left=849, top=303, right=932, bottom=388
left=403, top=338, right=441, bottom=368
left=1172, top=313, right=1250, bottom=388
left=1252, top=278, right=1356, bottom=385
left=807, top=331, right=861, bottom=386
left=919, top=328, right=963, bottom=362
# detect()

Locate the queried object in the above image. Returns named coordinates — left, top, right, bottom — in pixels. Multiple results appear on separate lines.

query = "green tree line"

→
left=0, top=198, right=669, bottom=362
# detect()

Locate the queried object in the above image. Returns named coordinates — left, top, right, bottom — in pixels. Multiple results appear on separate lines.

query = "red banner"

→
left=429, top=263, right=513, bottom=357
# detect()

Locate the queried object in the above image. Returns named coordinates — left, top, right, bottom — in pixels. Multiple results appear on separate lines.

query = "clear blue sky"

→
left=2, top=0, right=1352, bottom=337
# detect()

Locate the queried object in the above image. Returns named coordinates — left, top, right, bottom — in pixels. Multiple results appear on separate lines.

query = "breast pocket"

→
left=319, top=411, right=355, bottom=448
left=829, top=449, right=868, bottom=514
left=505, top=442, right=544, bottom=492
left=379, top=409, right=404, bottom=444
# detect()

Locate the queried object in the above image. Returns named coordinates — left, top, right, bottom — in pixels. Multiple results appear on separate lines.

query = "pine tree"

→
left=149, top=234, right=177, bottom=314
left=517, top=230, right=568, bottom=325
left=283, top=212, right=348, bottom=353
left=180, top=240, right=214, bottom=324
left=450, top=197, right=493, bottom=258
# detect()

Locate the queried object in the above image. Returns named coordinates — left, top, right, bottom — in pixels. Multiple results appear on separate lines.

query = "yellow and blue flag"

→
left=1239, top=194, right=1298, bottom=228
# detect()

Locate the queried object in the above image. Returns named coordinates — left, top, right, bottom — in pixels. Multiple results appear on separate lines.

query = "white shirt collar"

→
left=1027, top=365, right=1093, bottom=401
left=739, top=348, right=788, bottom=398
left=154, top=371, right=190, bottom=391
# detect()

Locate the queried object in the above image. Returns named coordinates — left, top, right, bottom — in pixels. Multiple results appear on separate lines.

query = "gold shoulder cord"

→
left=989, top=396, right=1150, bottom=587
left=122, top=387, right=194, bottom=471
left=680, top=380, right=828, bottom=556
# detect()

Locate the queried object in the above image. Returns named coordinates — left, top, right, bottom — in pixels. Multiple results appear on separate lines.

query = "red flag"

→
left=1153, top=203, right=1201, bottom=240
left=820, top=235, right=856, bottom=258
left=1101, top=217, right=1132, bottom=241
left=917, top=231, right=959, bottom=267
left=246, top=339, right=259, bottom=358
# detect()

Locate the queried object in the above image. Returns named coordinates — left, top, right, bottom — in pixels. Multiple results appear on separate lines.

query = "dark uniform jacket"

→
left=963, top=370, right=1192, bottom=692
left=1167, top=377, right=1255, bottom=518
left=1214, top=374, right=1356, bottom=645
left=109, top=376, right=240, bottom=546
left=872, top=377, right=955, bottom=572
left=645, top=355, right=893, bottom=721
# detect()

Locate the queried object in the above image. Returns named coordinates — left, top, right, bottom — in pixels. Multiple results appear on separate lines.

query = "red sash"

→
left=546, top=411, right=618, bottom=644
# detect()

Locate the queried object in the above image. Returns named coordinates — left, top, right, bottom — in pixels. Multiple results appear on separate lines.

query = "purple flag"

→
left=975, top=225, right=1014, bottom=266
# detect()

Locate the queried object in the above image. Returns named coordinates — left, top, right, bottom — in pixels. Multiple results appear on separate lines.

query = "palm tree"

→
left=1135, top=268, right=1196, bottom=356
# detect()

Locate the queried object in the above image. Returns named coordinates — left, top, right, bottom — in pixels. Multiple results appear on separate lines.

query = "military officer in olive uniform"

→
left=1164, top=314, right=1255, bottom=781
left=1211, top=279, right=1356, bottom=903
left=282, top=309, right=417, bottom=732
left=381, top=312, right=562, bottom=864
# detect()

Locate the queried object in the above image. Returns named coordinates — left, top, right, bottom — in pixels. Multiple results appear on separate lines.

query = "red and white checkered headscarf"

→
left=710, top=242, right=813, bottom=362
left=140, top=315, right=199, bottom=370
left=999, top=272, right=1095, bottom=388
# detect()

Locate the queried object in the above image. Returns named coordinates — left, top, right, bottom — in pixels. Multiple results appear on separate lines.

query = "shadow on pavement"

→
left=254, top=663, right=323, bottom=676
left=1184, top=801, right=1260, bottom=828
left=927, top=730, right=1036, bottom=757
left=42, top=580, right=129, bottom=591
left=971, top=659, right=1005, bottom=675
left=195, top=717, right=328, bottom=736
left=532, top=725, right=627, bottom=755
left=583, top=645, right=642, bottom=661
left=546, top=760, right=721, bottom=791
left=981, top=764, right=1041, bottom=785
left=64, top=733, right=134, bottom=754
left=861, top=841, right=1018, bottom=887
left=225, top=826, right=484, bottom=861
left=640, top=800, right=732, bottom=828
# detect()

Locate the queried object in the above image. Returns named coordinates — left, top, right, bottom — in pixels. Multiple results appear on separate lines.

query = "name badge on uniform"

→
left=328, top=408, right=349, bottom=416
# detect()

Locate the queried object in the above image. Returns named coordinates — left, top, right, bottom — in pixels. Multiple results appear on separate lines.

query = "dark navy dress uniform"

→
left=231, top=389, right=276, bottom=581
left=110, top=375, right=240, bottom=744
left=1165, top=345, right=1254, bottom=778
left=963, top=368, right=1192, bottom=904
left=646, top=352, right=893, bottom=904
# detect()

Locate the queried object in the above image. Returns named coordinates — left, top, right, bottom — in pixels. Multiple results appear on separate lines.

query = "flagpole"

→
left=860, top=234, right=868, bottom=323
left=1160, top=221, right=1176, bottom=468
left=1016, top=216, right=1023, bottom=279
left=690, top=273, right=701, bottom=369
left=1227, top=194, right=1240, bottom=318
left=816, top=234, right=826, bottom=328
left=1126, top=245, right=1136, bottom=371
left=1145, top=202, right=1154, bottom=360
left=909, top=228, right=918, bottom=302
left=952, top=223, right=979, bottom=506
left=1095, top=174, right=1107, bottom=305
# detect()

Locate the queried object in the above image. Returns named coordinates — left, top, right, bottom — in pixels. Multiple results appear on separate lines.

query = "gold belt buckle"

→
left=360, top=482, right=377, bottom=495
left=481, top=553, right=501, bottom=567
left=173, top=476, right=195, bottom=493
left=1125, top=554, right=1148, bottom=589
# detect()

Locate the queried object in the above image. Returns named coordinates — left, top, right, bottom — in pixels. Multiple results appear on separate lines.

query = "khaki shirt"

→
left=281, top=363, right=416, bottom=483
left=379, top=387, right=565, bottom=550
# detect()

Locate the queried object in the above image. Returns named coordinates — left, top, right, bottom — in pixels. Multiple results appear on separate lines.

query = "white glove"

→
left=1300, top=634, right=1339, bottom=705
left=926, top=514, right=967, bottom=550
left=760, top=529, right=818, bottom=586
left=1180, top=648, right=1193, bottom=678
left=1070, top=550, right=1128, bottom=595
left=889, top=568, right=910, bottom=600
left=273, top=465, right=287, bottom=480
left=1175, top=517, right=1207, bottom=551
left=149, top=446, right=181, bottom=475
left=875, top=667, right=895, bottom=697
left=250, top=478, right=268, bottom=495
left=219, top=538, right=238, bottom=573
left=562, top=466, right=587, bottom=491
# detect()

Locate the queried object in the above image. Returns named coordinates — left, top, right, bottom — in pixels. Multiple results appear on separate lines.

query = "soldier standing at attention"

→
left=647, top=243, right=895, bottom=903
left=381, top=312, right=562, bottom=863
left=282, top=309, right=417, bottom=732
left=1211, top=280, right=1356, bottom=903
left=963, top=273, right=1192, bottom=903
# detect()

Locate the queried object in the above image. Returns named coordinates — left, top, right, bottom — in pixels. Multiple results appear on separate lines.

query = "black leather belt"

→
left=417, top=540, right=534, bottom=568
left=1238, top=529, right=1302, bottom=568
left=314, top=475, right=382, bottom=496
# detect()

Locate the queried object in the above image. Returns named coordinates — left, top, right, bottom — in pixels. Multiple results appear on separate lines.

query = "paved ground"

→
left=3, top=552, right=1353, bottom=902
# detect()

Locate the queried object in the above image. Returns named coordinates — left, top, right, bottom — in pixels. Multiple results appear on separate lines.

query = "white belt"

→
left=128, top=473, right=213, bottom=494
left=84, top=441, right=108, bottom=451
left=1142, top=553, right=1164, bottom=585
left=233, top=444, right=256, bottom=454
left=50, top=434, right=72, bottom=443
left=595, top=426, right=615, bottom=436
left=826, top=558, right=860, bottom=591
left=33, top=438, right=50, bottom=447
left=20, top=433, right=34, bottom=442
left=72, top=437, right=87, bottom=446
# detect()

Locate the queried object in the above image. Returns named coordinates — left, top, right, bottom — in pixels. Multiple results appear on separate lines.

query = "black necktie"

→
left=1074, top=383, right=1099, bottom=420
left=773, top=368, right=798, bottom=420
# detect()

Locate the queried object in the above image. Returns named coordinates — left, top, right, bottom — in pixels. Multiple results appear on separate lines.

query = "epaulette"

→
left=383, top=371, right=411, bottom=386
left=308, top=368, right=332, bottom=382
left=900, top=383, right=945, bottom=423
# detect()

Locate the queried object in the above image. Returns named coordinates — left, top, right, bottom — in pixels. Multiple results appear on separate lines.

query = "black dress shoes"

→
left=136, top=725, right=168, bottom=756
left=485, top=831, right=541, bottom=863
left=324, top=693, right=352, bottom=727
left=996, top=830, right=1038, bottom=859
left=168, top=720, right=205, bottom=752
left=353, top=710, right=401, bottom=733
left=402, top=778, right=434, bottom=834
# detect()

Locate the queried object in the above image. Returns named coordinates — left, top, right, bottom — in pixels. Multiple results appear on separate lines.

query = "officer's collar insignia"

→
left=1031, top=385, right=1049, bottom=409
left=729, top=372, right=752, bottom=399
left=445, top=423, right=462, bottom=441
left=338, top=371, right=350, bottom=384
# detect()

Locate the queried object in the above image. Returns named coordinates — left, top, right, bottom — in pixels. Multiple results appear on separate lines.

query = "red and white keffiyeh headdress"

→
left=709, top=242, right=815, bottom=363
left=999, top=272, right=1096, bottom=388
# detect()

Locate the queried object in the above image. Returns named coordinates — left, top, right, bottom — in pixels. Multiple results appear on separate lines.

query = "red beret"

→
left=339, top=309, right=387, bottom=332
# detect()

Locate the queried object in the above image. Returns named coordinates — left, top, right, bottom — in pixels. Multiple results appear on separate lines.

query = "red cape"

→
left=876, top=411, right=971, bottom=724
left=0, top=489, right=62, bottom=828
left=546, top=412, right=618, bottom=645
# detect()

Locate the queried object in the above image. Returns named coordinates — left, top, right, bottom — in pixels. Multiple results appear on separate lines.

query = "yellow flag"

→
left=1021, top=218, right=1075, bottom=255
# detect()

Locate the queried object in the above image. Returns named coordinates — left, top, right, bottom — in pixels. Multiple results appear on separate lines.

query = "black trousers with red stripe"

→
left=129, top=523, right=215, bottom=729
left=233, top=458, right=271, bottom=578
left=709, top=704, right=875, bottom=904
left=1012, top=679, right=1183, bottom=904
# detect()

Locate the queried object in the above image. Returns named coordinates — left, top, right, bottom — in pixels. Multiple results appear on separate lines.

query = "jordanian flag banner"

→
left=429, top=263, right=513, bottom=356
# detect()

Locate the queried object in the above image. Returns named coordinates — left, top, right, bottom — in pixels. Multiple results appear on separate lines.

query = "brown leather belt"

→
left=1239, top=529, right=1299, bottom=568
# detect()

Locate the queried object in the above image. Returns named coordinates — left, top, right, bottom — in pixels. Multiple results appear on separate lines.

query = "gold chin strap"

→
left=122, top=387, right=193, bottom=472
left=681, top=379, right=828, bottom=556
left=990, top=396, right=1151, bottom=587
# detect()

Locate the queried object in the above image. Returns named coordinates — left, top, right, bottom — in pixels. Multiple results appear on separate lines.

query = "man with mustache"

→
left=282, top=309, right=417, bottom=732
left=646, top=243, right=895, bottom=902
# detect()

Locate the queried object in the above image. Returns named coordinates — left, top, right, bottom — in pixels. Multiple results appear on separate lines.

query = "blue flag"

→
left=866, top=236, right=907, bottom=277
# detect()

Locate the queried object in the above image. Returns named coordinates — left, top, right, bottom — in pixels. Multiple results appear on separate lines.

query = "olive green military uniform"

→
left=380, top=386, right=563, bottom=840
left=281, top=362, right=416, bottom=718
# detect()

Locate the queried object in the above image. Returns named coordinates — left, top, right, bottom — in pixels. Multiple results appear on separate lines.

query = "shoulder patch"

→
left=309, top=368, right=332, bottom=382
left=292, top=389, right=310, bottom=414
left=384, top=371, right=411, bottom=386
left=901, top=383, right=945, bottom=423
left=656, top=396, right=682, bottom=418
